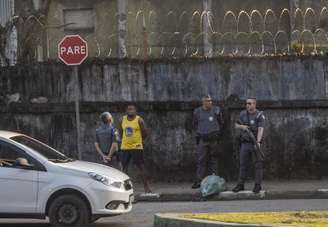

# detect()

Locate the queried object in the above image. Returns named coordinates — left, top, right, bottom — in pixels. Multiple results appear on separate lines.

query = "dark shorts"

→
left=121, top=150, right=144, bottom=166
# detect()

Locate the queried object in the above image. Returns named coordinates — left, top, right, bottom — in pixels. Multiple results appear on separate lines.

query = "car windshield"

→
left=10, top=135, right=74, bottom=163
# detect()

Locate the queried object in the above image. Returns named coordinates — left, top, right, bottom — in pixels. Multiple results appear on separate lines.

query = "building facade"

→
left=2, top=0, right=328, bottom=65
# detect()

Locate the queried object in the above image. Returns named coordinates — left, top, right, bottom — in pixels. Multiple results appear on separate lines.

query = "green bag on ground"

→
left=200, top=175, right=227, bottom=197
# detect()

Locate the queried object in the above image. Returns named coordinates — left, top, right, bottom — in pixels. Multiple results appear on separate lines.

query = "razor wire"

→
left=3, top=6, right=328, bottom=63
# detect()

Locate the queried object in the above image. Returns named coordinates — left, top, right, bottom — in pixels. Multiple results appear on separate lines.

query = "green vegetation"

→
left=186, top=211, right=328, bottom=227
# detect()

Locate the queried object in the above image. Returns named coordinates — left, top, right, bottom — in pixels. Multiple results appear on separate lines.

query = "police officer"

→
left=94, top=112, right=122, bottom=170
left=232, top=97, right=265, bottom=194
left=192, top=95, right=223, bottom=189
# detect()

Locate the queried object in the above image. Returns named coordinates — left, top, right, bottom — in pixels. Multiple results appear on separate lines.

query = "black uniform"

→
left=237, top=110, right=265, bottom=185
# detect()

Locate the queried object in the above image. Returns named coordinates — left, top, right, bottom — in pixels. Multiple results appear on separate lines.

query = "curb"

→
left=154, top=213, right=273, bottom=227
left=136, top=189, right=328, bottom=202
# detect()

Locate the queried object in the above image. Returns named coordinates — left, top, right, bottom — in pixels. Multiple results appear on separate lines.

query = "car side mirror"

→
left=15, top=158, right=34, bottom=169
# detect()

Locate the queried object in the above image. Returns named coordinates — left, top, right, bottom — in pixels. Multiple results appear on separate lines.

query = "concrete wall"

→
left=0, top=57, right=328, bottom=181
left=1, top=57, right=328, bottom=102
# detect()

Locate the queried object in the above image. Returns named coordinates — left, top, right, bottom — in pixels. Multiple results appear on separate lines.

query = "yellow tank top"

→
left=121, top=115, right=143, bottom=150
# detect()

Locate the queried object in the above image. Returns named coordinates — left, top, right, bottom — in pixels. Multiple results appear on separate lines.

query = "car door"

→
left=0, top=140, right=38, bottom=213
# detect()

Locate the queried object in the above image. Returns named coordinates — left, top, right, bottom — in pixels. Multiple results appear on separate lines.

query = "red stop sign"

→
left=58, top=35, right=88, bottom=66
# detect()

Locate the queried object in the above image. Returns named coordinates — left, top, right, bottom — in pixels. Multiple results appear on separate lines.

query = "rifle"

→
left=237, top=121, right=265, bottom=161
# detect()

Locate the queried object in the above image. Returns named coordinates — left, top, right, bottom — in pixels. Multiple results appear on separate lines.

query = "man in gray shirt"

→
left=233, top=97, right=265, bottom=193
left=192, top=95, right=223, bottom=189
left=94, top=112, right=121, bottom=170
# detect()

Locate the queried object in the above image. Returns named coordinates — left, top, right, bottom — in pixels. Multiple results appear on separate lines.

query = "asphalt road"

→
left=0, top=199, right=327, bottom=227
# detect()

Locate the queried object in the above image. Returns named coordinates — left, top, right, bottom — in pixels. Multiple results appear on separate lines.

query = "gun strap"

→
left=256, top=111, right=263, bottom=120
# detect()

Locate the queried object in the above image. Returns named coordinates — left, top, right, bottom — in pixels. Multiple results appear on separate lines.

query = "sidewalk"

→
left=134, top=179, right=328, bottom=202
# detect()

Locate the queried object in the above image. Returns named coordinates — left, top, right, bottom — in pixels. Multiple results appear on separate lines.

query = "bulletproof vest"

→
left=195, top=107, right=221, bottom=135
left=246, top=111, right=263, bottom=137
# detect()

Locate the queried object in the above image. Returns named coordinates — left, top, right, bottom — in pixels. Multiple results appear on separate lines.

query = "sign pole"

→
left=73, top=66, right=82, bottom=160
left=58, top=35, right=88, bottom=160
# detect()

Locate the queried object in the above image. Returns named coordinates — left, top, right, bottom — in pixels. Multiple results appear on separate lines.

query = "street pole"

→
left=203, top=0, right=213, bottom=57
left=73, top=66, right=82, bottom=160
left=118, top=0, right=128, bottom=58
left=58, top=35, right=88, bottom=160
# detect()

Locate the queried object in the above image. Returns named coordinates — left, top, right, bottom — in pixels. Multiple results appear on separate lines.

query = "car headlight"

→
left=110, top=181, right=122, bottom=189
left=88, top=172, right=122, bottom=189
left=88, top=172, right=109, bottom=185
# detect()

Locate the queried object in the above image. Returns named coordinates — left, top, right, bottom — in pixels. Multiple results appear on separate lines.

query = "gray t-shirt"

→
left=95, top=123, right=118, bottom=155
left=239, top=110, right=265, bottom=137
left=193, top=106, right=221, bottom=134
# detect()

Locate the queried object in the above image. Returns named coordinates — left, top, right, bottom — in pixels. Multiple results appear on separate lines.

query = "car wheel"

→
left=49, top=194, right=89, bottom=227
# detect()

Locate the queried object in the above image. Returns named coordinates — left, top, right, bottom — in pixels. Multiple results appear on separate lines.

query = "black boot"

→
left=232, top=184, right=244, bottom=193
left=252, top=184, right=262, bottom=194
left=191, top=182, right=200, bottom=189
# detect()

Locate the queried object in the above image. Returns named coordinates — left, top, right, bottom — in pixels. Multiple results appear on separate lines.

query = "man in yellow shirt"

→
left=117, top=104, right=152, bottom=193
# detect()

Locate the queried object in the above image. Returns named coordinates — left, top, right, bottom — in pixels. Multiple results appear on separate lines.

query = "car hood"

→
left=56, top=160, right=129, bottom=181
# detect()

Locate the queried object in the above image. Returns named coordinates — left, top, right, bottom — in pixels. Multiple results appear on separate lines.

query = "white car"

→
left=0, top=130, right=134, bottom=227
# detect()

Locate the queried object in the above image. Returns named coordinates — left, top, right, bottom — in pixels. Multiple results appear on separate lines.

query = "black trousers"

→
left=238, top=143, right=263, bottom=185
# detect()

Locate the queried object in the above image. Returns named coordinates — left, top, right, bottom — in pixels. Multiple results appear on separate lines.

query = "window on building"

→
left=63, top=8, right=95, bottom=32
